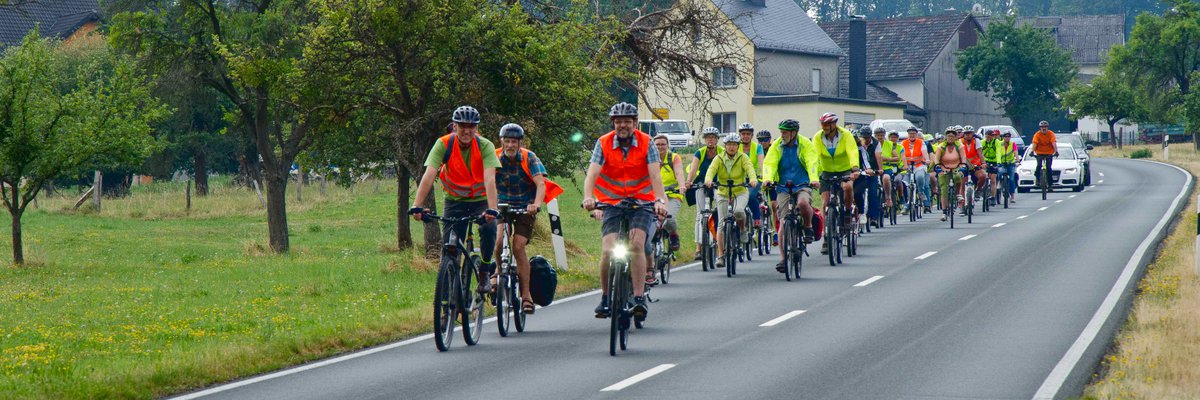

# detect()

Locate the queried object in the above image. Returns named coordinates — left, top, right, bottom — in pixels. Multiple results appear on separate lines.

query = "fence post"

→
left=1163, top=135, right=1170, bottom=160
left=186, top=179, right=192, bottom=211
left=92, top=170, right=102, bottom=212
left=546, top=198, right=569, bottom=271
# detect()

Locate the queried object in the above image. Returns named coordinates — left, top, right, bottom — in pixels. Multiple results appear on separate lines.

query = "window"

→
left=844, top=112, right=874, bottom=128
left=712, top=113, right=736, bottom=134
left=811, top=69, right=821, bottom=93
left=713, top=66, right=736, bottom=89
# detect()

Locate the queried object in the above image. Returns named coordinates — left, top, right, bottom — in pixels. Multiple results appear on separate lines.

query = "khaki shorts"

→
left=501, top=213, right=537, bottom=239
left=775, top=187, right=813, bottom=221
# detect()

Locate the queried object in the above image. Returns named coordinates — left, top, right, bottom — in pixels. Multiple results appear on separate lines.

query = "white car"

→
left=1017, top=144, right=1084, bottom=192
left=639, top=119, right=693, bottom=149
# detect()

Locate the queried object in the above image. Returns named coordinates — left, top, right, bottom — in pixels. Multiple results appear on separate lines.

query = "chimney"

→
left=848, top=16, right=867, bottom=100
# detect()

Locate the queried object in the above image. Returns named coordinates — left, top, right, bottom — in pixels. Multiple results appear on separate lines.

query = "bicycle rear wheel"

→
left=433, top=256, right=458, bottom=352
left=496, top=273, right=510, bottom=337
left=461, top=255, right=484, bottom=346
left=965, top=186, right=974, bottom=224
left=725, top=223, right=736, bottom=278
left=791, top=223, right=804, bottom=279
left=826, top=206, right=837, bottom=266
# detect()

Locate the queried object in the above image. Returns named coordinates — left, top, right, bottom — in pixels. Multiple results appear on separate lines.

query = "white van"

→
left=977, top=125, right=1025, bottom=154
left=640, top=119, right=693, bottom=149
left=868, top=119, right=917, bottom=135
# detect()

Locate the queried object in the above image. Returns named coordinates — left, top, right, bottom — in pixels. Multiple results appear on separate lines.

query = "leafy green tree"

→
left=0, top=32, right=163, bottom=265
left=957, top=14, right=1077, bottom=131
left=1061, top=71, right=1140, bottom=148
left=111, top=0, right=349, bottom=252
left=1108, top=0, right=1200, bottom=147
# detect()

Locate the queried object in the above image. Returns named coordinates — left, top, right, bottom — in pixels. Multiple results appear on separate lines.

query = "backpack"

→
left=529, top=255, right=558, bottom=307
left=812, top=212, right=824, bottom=241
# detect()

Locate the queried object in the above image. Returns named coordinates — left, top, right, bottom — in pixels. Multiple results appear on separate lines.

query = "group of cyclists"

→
left=409, top=102, right=1058, bottom=351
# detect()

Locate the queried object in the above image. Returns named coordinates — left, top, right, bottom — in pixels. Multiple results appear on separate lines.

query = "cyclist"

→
left=960, top=125, right=987, bottom=206
left=879, top=130, right=902, bottom=209
left=704, top=133, right=759, bottom=268
left=1031, top=121, right=1058, bottom=189
left=737, top=123, right=767, bottom=236
left=762, top=119, right=820, bottom=272
left=582, top=102, right=669, bottom=320
left=411, top=105, right=502, bottom=293
left=901, top=126, right=932, bottom=213
left=999, top=131, right=1019, bottom=203
left=492, top=123, right=564, bottom=314
left=814, top=112, right=860, bottom=255
left=981, top=128, right=1003, bottom=202
left=688, top=127, right=722, bottom=257
left=855, top=127, right=883, bottom=227
left=653, top=134, right=689, bottom=253
left=934, top=128, right=967, bottom=221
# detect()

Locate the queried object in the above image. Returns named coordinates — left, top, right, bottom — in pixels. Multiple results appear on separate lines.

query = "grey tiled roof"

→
left=838, top=79, right=908, bottom=104
left=821, top=13, right=974, bottom=80
left=981, top=15, right=1125, bottom=66
left=0, top=0, right=100, bottom=47
left=714, top=0, right=844, bottom=57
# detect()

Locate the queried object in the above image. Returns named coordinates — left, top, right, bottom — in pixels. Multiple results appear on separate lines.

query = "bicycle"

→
left=1035, top=154, right=1053, bottom=200
left=594, top=200, right=654, bottom=356
left=713, top=179, right=753, bottom=278
left=696, top=188, right=717, bottom=272
left=935, top=165, right=966, bottom=229
left=905, top=162, right=924, bottom=222
left=997, top=163, right=1013, bottom=208
left=493, top=204, right=527, bottom=337
left=978, top=166, right=992, bottom=213
left=756, top=190, right=774, bottom=256
left=407, top=209, right=487, bottom=352
left=770, top=182, right=810, bottom=281
left=821, top=173, right=854, bottom=266
left=650, top=213, right=674, bottom=285
left=963, top=170, right=975, bottom=224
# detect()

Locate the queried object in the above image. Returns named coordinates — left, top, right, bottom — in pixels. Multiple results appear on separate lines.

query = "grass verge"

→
left=0, top=176, right=698, bottom=399
left=1084, top=144, right=1200, bottom=398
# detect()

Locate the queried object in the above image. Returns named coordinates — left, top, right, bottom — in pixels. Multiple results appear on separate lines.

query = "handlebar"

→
left=407, top=208, right=485, bottom=224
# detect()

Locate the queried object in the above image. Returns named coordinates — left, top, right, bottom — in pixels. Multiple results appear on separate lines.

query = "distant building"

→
left=821, top=13, right=1012, bottom=133
left=638, top=0, right=907, bottom=140
left=0, top=0, right=101, bottom=47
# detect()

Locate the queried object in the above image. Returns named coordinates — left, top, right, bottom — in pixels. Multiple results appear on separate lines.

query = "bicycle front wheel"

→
left=781, top=220, right=794, bottom=282
left=433, top=255, right=458, bottom=352
left=512, top=275, right=526, bottom=332
left=496, top=273, right=509, bottom=337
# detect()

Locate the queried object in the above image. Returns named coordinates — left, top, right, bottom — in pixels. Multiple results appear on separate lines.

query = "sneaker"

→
left=632, top=296, right=649, bottom=320
left=820, top=241, right=830, bottom=254
left=776, top=261, right=786, bottom=273
left=924, top=206, right=932, bottom=213
left=941, top=215, right=947, bottom=221
left=594, top=297, right=610, bottom=318
left=716, top=259, right=725, bottom=268
left=803, top=228, right=815, bottom=244
left=476, top=271, right=494, bottom=294
left=669, top=232, right=681, bottom=251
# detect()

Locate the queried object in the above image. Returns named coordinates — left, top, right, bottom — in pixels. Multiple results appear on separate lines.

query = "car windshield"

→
left=880, top=121, right=914, bottom=132
left=655, top=122, right=689, bottom=134
left=1062, top=135, right=1084, bottom=150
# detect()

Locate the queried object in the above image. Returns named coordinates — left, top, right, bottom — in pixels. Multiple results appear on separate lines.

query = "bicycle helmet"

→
left=451, top=106, right=481, bottom=124
left=873, top=127, right=886, bottom=134
left=778, top=119, right=800, bottom=131
left=945, top=126, right=955, bottom=133
left=963, top=125, right=975, bottom=132
left=498, top=123, right=524, bottom=138
left=953, top=125, right=964, bottom=133
left=756, top=130, right=772, bottom=140
left=1039, top=120, right=1050, bottom=127
left=888, top=130, right=900, bottom=137
left=722, top=133, right=740, bottom=144
left=858, top=127, right=872, bottom=137
left=737, top=122, right=754, bottom=132
left=819, top=112, right=839, bottom=124
left=702, top=126, right=721, bottom=137
left=608, top=102, right=638, bottom=118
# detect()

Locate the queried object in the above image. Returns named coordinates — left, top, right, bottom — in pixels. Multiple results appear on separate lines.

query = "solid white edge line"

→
left=853, top=276, right=885, bottom=287
left=914, top=251, right=937, bottom=260
left=1038, top=206, right=1049, bottom=211
left=993, top=223, right=1007, bottom=228
left=759, top=310, right=808, bottom=327
left=1033, top=160, right=1192, bottom=399
left=170, top=262, right=702, bottom=400
left=601, top=364, right=677, bottom=391
left=959, top=235, right=976, bottom=241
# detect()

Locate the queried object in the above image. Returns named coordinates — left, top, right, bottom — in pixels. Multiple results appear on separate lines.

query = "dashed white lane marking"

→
left=1099, top=180, right=1104, bottom=183
left=760, top=310, right=808, bottom=327
left=1089, top=185, right=1096, bottom=189
left=993, top=223, right=1006, bottom=227
left=1017, top=215, right=1028, bottom=219
left=1099, top=172, right=1105, bottom=177
left=959, top=235, right=977, bottom=241
left=602, top=364, right=677, bottom=391
left=1069, top=195, right=1076, bottom=198
left=853, top=276, right=885, bottom=287
left=1038, top=207, right=1049, bottom=211
left=1055, top=200, right=1063, bottom=203
left=915, top=251, right=937, bottom=260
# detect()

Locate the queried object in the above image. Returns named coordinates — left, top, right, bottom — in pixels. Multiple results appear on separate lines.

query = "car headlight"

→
left=1064, top=168, right=1077, bottom=174
left=611, top=244, right=629, bottom=260
left=1019, top=168, right=1031, bottom=174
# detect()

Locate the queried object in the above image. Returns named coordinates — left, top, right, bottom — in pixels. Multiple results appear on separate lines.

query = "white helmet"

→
left=963, top=125, right=975, bottom=132
left=722, top=133, right=740, bottom=144
left=702, top=127, right=721, bottom=137
left=737, top=122, right=754, bottom=132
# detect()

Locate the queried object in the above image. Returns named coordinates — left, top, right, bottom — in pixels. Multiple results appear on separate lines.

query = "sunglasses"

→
left=457, top=123, right=478, bottom=129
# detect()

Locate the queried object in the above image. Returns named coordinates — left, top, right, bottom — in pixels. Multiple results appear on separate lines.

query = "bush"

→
left=1130, top=149, right=1153, bottom=159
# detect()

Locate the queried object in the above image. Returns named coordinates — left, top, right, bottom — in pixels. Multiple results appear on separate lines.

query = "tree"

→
left=957, top=14, right=1077, bottom=131
left=111, top=0, right=350, bottom=252
left=1061, top=72, right=1140, bottom=148
left=0, top=32, right=163, bottom=265
left=1108, top=0, right=1200, bottom=147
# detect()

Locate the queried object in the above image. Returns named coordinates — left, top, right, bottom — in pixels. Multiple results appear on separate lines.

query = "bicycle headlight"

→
left=611, top=244, right=629, bottom=260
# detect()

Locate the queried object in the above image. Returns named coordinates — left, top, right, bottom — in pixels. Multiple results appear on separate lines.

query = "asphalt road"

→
left=172, top=158, right=1191, bottom=400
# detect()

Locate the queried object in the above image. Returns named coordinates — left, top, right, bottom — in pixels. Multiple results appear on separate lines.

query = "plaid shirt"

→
left=497, top=150, right=546, bottom=204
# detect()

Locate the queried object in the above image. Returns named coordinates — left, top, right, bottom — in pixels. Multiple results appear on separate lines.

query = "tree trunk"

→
left=264, top=168, right=290, bottom=252
left=396, top=167, right=413, bottom=250
left=10, top=208, right=22, bottom=265
left=1108, top=120, right=1120, bottom=149
left=194, top=149, right=209, bottom=196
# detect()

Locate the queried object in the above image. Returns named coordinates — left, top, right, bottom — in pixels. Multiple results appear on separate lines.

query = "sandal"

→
left=522, top=298, right=536, bottom=315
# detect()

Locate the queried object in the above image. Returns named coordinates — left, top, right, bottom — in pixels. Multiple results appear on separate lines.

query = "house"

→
left=0, top=0, right=101, bottom=47
left=638, top=0, right=907, bottom=139
left=820, top=13, right=1013, bottom=134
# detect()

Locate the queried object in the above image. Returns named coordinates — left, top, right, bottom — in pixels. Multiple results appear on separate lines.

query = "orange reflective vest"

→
left=962, top=139, right=983, bottom=166
left=595, top=130, right=656, bottom=204
left=495, top=148, right=564, bottom=204
left=438, top=134, right=486, bottom=198
left=902, top=138, right=926, bottom=167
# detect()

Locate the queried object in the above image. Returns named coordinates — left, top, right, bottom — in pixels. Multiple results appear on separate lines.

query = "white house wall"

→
left=874, top=78, right=925, bottom=109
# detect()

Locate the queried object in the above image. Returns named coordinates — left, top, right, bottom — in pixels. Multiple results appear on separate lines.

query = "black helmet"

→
left=498, top=123, right=524, bottom=139
left=451, top=106, right=480, bottom=124
left=778, top=119, right=800, bottom=131
left=756, top=130, right=772, bottom=140
left=858, top=127, right=872, bottom=137
left=608, top=102, right=638, bottom=118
